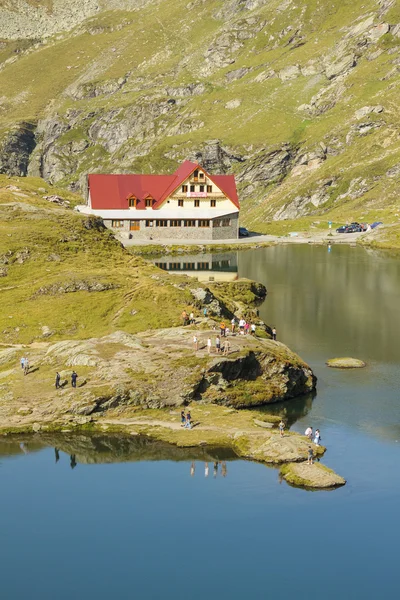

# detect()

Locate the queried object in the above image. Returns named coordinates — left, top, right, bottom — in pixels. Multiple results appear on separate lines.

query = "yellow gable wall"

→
left=157, top=168, right=237, bottom=212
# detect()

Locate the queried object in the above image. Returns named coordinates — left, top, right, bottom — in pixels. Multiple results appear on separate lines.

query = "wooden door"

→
left=130, top=220, right=140, bottom=231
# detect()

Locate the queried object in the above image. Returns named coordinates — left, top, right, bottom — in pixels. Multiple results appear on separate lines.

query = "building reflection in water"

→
left=153, top=252, right=238, bottom=282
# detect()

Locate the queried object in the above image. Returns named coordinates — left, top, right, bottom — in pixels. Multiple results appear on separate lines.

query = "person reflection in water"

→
left=190, top=461, right=195, bottom=476
left=221, top=461, right=227, bottom=477
left=70, top=454, right=77, bottom=469
left=205, top=462, right=209, bottom=477
left=213, top=461, right=218, bottom=478
left=55, top=448, right=60, bottom=463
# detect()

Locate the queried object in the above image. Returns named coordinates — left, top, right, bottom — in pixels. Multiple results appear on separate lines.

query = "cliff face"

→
left=0, top=0, right=399, bottom=228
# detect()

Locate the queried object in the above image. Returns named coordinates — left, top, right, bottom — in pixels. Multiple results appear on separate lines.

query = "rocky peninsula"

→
left=0, top=179, right=345, bottom=489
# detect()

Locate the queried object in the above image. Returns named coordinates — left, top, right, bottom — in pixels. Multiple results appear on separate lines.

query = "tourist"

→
left=223, top=339, right=231, bottom=355
left=24, top=357, right=29, bottom=376
left=244, top=322, right=250, bottom=335
left=185, top=410, right=192, bottom=429
left=181, top=310, right=188, bottom=326
left=305, top=426, right=313, bottom=441
left=181, top=410, right=186, bottom=426
left=314, top=429, right=321, bottom=446
left=220, top=321, right=226, bottom=337
left=193, top=334, right=199, bottom=352
left=55, top=372, right=61, bottom=389
left=239, top=318, right=245, bottom=333
left=203, top=307, right=208, bottom=318
left=213, top=461, right=218, bottom=478
left=216, top=335, right=221, bottom=353
left=221, top=461, right=227, bottom=477
left=205, top=462, right=209, bottom=477
left=251, top=323, right=256, bottom=335
left=279, top=420, right=285, bottom=438
left=71, top=370, right=78, bottom=388
left=272, top=327, right=277, bottom=341
left=207, top=337, right=212, bottom=354
left=190, top=462, right=195, bottom=476
left=189, top=311, right=195, bottom=325
left=20, top=356, right=25, bottom=370
left=231, top=317, right=236, bottom=333
left=307, top=446, right=314, bottom=465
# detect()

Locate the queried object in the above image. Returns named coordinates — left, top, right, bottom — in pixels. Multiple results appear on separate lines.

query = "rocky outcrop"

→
left=0, top=123, right=36, bottom=176
left=280, top=462, right=346, bottom=489
left=33, top=279, right=118, bottom=296
left=326, top=357, right=366, bottom=368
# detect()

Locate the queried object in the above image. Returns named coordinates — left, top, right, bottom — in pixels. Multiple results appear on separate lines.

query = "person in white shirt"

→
left=239, top=318, right=245, bottom=334
left=207, top=337, right=212, bottom=354
left=193, top=335, right=198, bottom=351
left=314, top=429, right=321, bottom=446
left=251, top=323, right=256, bottom=335
left=305, top=427, right=313, bottom=440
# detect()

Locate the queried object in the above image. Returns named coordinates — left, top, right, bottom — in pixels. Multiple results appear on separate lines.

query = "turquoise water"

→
left=1, top=245, right=399, bottom=599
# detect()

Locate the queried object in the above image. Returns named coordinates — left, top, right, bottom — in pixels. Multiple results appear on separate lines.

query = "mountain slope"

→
left=0, top=0, right=399, bottom=230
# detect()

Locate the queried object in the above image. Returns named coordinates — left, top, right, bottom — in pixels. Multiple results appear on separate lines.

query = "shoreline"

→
left=0, top=410, right=345, bottom=490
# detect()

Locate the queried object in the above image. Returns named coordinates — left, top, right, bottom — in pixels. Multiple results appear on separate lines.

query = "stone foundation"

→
left=104, top=213, right=239, bottom=240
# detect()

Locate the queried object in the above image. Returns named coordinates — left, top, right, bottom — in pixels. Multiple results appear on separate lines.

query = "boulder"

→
left=278, top=65, right=301, bottom=82
left=325, top=55, right=356, bottom=79
left=280, top=462, right=346, bottom=489
left=326, top=357, right=366, bottom=368
left=355, top=105, right=384, bottom=119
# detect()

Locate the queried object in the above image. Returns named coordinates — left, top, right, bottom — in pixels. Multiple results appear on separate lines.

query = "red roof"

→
left=88, top=161, right=239, bottom=210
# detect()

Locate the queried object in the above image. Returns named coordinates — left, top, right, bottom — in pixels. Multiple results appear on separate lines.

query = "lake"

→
left=1, top=245, right=399, bottom=599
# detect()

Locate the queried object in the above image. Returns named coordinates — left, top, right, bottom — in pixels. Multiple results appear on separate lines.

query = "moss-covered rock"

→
left=280, top=462, right=346, bottom=489
left=326, top=357, right=366, bottom=368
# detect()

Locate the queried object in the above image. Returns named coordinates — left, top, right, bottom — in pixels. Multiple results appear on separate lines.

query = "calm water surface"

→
left=1, top=245, right=399, bottom=599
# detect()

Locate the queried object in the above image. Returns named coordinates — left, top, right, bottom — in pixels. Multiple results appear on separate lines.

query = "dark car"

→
left=370, top=221, right=383, bottom=229
left=239, top=227, right=249, bottom=237
left=336, top=222, right=364, bottom=233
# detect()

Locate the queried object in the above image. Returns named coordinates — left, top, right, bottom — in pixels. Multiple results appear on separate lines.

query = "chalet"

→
left=77, top=161, right=239, bottom=240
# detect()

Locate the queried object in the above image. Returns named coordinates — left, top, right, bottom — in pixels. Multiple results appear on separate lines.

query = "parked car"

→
left=239, top=227, right=249, bottom=237
left=370, top=221, right=383, bottom=229
left=336, top=222, right=366, bottom=233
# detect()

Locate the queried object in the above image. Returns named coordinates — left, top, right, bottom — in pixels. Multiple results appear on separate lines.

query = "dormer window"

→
left=145, top=197, right=153, bottom=208
left=194, top=170, right=198, bottom=178
left=129, top=197, right=137, bottom=208
left=199, top=172, right=204, bottom=179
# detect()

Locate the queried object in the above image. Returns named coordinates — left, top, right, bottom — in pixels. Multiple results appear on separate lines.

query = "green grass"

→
left=0, top=0, right=399, bottom=236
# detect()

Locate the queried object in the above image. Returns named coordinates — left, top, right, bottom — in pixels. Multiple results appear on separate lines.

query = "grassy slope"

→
left=0, top=175, right=207, bottom=344
left=0, top=0, right=399, bottom=231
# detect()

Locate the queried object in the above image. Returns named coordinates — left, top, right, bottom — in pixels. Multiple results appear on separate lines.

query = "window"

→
left=210, top=199, right=216, bottom=207
left=170, top=220, right=182, bottom=227
left=111, top=220, right=124, bottom=228
left=155, top=263, right=167, bottom=270
left=129, top=197, right=137, bottom=208
left=194, top=199, right=200, bottom=207
left=198, top=220, right=210, bottom=228
left=156, top=220, right=168, bottom=227
left=222, top=218, right=231, bottom=227
left=193, top=170, right=198, bottom=178
left=183, top=262, right=196, bottom=270
left=213, top=219, right=221, bottom=227
left=207, top=185, right=212, bottom=193
left=198, top=262, right=210, bottom=270
left=181, top=185, right=188, bottom=193
left=190, top=185, right=195, bottom=192
left=178, top=199, right=184, bottom=207
left=199, top=172, right=204, bottom=179
left=145, top=198, right=153, bottom=207
left=146, top=220, right=154, bottom=227
left=184, top=220, right=196, bottom=227
left=199, top=185, right=204, bottom=192
left=169, top=262, right=181, bottom=270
